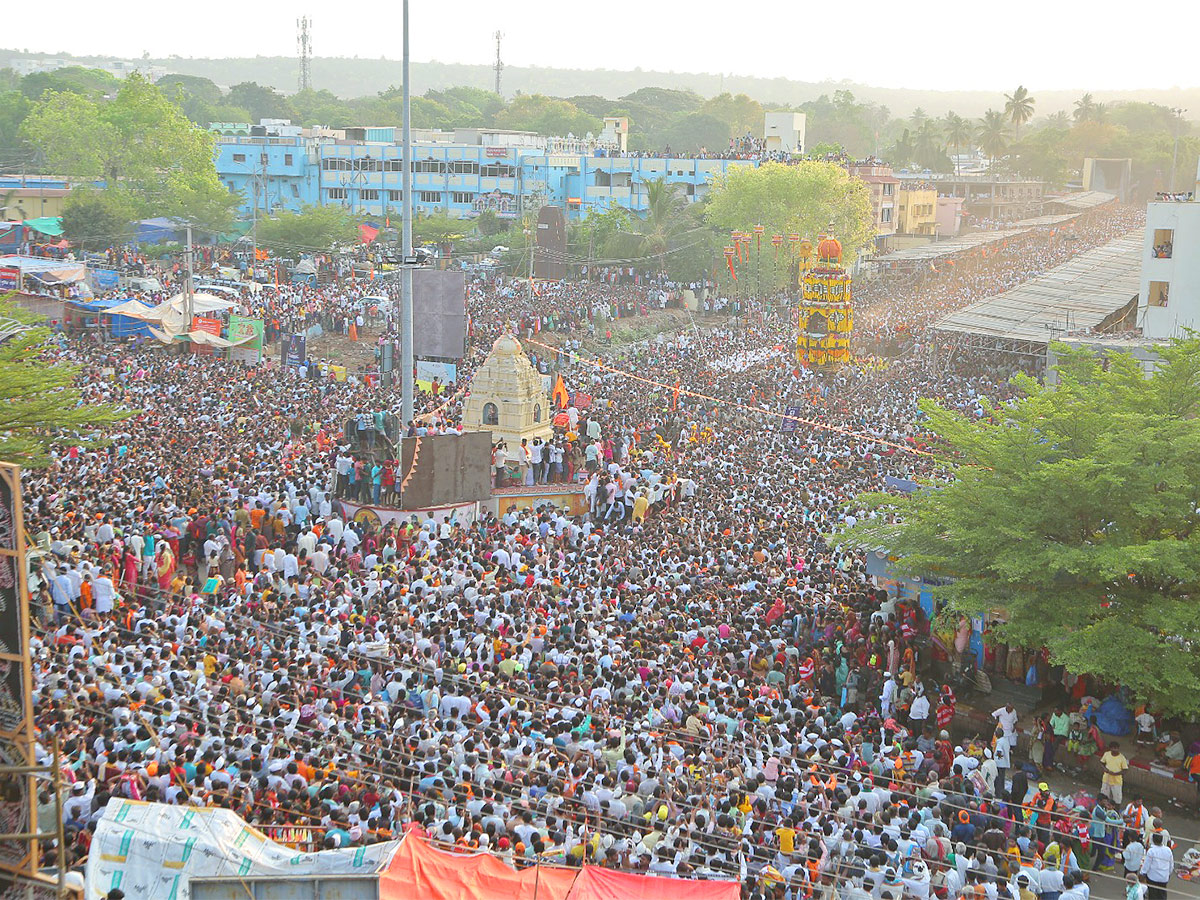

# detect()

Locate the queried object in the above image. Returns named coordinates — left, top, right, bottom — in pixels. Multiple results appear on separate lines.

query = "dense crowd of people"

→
left=24, top=203, right=1198, bottom=900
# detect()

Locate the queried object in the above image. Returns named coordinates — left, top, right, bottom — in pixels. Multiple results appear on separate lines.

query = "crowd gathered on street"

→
left=26, top=202, right=1200, bottom=900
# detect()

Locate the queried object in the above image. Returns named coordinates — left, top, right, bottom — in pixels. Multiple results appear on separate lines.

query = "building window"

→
left=881, top=208, right=893, bottom=223
left=232, top=153, right=246, bottom=163
left=388, top=190, right=402, bottom=202
left=384, top=159, right=405, bottom=172
left=451, top=191, right=473, bottom=204
left=1153, top=228, right=1174, bottom=259
left=450, top=160, right=479, bottom=175
left=361, top=189, right=379, bottom=201
left=1149, top=280, right=1170, bottom=307
left=482, top=402, right=499, bottom=426
left=290, top=184, right=299, bottom=197
left=417, top=191, right=441, bottom=204
left=481, top=163, right=516, bottom=178
left=322, top=158, right=351, bottom=171
left=413, top=160, right=445, bottom=174
left=328, top=187, right=347, bottom=200
left=284, top=154, right=293, bottom=166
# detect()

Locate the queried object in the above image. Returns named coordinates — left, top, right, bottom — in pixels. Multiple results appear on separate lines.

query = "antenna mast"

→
left=297, top=16, right=313, bottom=92
left=493, top=31, right=503, bottom=96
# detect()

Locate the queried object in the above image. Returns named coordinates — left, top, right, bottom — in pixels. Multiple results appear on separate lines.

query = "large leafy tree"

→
left=699, top=92, right=764, bottom=138
left=21, top=74, right=236, bottom=230
left=843, top=341, right=1200, bottom=715
left=492, top=95, right=600, bottom=138
left=60, top=186, right=141, bottom=252
left=0, top=298, right=132, bottom=467
left=707, top=162, right=874, bottom=272
left=255, top=204, right=358, bottom=252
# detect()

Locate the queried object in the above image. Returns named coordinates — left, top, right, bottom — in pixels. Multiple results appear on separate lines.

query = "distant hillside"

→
left=4, top=49, right=1200, bottom=119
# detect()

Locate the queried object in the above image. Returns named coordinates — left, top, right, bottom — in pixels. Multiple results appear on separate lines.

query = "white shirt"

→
left=1140, top=844, right=1174, bottom=882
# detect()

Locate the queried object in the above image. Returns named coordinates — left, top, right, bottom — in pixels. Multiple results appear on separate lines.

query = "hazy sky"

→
left=10, top=0, right=1200, bottom=92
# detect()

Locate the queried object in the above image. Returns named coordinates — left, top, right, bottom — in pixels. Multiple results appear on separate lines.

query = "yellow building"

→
left=895, top=185, right=939, bottom=237
left=0, top=180, right=71, bottom=222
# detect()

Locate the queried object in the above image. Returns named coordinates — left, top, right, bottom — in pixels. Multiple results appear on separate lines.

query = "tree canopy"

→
left=21, top=74, right=236, bottom=230
left=255, top=204, right=359, bottom=252
left=842, top=341, right=1200, bottom=715
left=705, top=162, right=875, bottom=267
left=0, top=297, right=132, bottom=467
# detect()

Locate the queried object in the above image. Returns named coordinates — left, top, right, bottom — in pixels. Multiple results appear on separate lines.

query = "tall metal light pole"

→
left=1169, top=107, right=1187, bottom=193
left=400, top=0, right=415, bottom=426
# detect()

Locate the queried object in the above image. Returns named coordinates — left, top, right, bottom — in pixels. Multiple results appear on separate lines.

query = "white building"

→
left=1138, top=191, right=1200, bottom=339
left=763, top=112, right=806, bottom=155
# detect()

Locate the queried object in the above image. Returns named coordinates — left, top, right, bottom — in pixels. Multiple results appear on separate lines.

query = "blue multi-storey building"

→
left=212, top=124, right=758, bottom=225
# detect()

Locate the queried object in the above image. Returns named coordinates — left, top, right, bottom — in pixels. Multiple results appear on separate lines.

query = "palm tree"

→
left=910, top=107, right=928, bottom=129
left=977, top=109, right=1010, bottom=170
left=1073, top=93, right=1096, bottom=123
left=943, top=112, right=971, bottom=175
left=1043, top=111, right=1071, bottom=130
left=914, top=120, right=944, bottom=170
left=1004, top=85, right=1035, bottom=140
left=637, top=178, right=687, bottom=270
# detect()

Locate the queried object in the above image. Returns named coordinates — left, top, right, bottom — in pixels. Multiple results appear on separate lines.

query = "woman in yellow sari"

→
left=155, top=542, right=176, bottom=591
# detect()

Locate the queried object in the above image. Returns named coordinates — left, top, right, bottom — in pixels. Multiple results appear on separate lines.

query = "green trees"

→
left=943, top=112, right=972, bottom=175
left=0, top=298, right=132, bottom=467
left=705, top=161, right=875, bottom=271
left=492, top=95, right=600, bottom=137
left=1073, top=93, right=1098, bottom=123
left=842, top=341, right=1200, bottom=715
left=658, top=113, right=730, bottom=154
left=699, top=93, right=764, bottom=138
left=59, top=187, right=141, bottom=251
left=1004, top=85, right=1036, bottom=140
left=255, top=204, right=358, bottom=252
left=977, top=109, right=1010, bottom=169
left=227, top=81, right=294, bottom=123
left=21, top=74, right=236, bottom=230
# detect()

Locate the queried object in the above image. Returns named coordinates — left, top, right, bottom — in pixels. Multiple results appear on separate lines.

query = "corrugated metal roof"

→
left=872, top=228, right=1029, bottom=263
left=931, top=229, right=1144, bottom=343
left=1046, top=190, right=1116, bottom=210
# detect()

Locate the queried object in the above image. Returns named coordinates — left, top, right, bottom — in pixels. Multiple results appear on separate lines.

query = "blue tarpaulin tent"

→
left=71, top=297, right=154, bottom=337
left=136, top=218, right=185, bottom=244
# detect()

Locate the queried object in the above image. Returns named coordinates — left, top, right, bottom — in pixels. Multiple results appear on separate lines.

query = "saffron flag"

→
left=553, top=374, right=569, bottom=409
left=359, top=224, right=380, bottom=244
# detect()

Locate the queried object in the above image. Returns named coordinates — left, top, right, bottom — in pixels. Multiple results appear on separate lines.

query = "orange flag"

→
left=553, top=374, right=569, bottom=409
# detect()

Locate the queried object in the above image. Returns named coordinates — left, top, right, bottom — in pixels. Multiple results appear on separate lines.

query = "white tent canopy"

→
left=105, top=293, right=239, bottom=342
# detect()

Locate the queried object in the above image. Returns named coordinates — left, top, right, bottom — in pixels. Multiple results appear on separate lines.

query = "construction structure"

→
left=797, top=234, right=853, bottom=370
left=297, top=16, right=313, bottom=93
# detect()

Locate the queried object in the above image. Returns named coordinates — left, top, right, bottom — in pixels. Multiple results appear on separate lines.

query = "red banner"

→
left=191, top=315, right=222, bottom=356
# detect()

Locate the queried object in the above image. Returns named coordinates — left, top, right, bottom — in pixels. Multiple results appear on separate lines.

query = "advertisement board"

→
left=190, top=316, right=222, bottom=356
left=227, top=314, right=264, bottom=364
left=415, top=360, right=457, bottom=389
left=281, top=333, right=307, bottom=368
left=0, top=268, right=19, bottom=292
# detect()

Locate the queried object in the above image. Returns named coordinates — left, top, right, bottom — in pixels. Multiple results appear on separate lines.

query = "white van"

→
left=119, top=275, right=164, bottom=294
